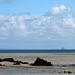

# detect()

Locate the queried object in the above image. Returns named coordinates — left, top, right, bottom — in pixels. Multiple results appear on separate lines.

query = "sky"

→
left=0, top=0, right=75, bottom=49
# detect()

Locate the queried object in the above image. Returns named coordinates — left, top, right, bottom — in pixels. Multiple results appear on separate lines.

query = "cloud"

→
left=25, top=12, right=31, bottom=15
left=18, top=12, right=31, bottom=16
left=63, top=18, right=75, bottom=28
left=0, top=5, right=75, bottom=40
left=44, top=5, right=71, bottom=16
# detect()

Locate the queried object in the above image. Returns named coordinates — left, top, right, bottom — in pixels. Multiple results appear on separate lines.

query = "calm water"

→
left=0, top=50, right=75, bottom=53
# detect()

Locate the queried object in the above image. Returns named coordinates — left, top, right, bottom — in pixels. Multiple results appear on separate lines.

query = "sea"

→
left=0, top=49, right=75, bottom=53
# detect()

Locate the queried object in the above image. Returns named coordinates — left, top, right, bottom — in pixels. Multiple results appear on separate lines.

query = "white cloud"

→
left=45, top=5, right=71, bottom=16
left=63, top=18, right=75, bottom=28
left=0, top=5, right=75, bottom=40
left=25, top=12, right=31, bottom=15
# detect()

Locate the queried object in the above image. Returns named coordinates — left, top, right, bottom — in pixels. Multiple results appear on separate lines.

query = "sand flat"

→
left=0, top=53, right=75, bottom=64
left=0, top=53, right=75, bottom=75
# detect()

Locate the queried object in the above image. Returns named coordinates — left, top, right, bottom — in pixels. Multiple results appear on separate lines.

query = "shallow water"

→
left=0, top=67, right=74, bottom=75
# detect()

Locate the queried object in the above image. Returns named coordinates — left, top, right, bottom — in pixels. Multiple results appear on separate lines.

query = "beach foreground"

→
left=0, top=53, right=75, bottom=75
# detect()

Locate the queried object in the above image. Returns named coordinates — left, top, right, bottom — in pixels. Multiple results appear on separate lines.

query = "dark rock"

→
left=0, top=59, right=2, bottom=62
left=13, top=60, right=28, bottom=65
left=69, top=64, right=75, bottom=67
left=68, top=71, right=72, bottom=74
left=1, top=58, right=15, bottom=62
left=64, top=71, right=67, bottom=73
left=64, top=71, right=72, bottom=74
left=30, top=57, right=53, bottom=66
left=14, top=60, right=21, bottom=65
left=0, top=64, right=3, bottom=66
left=0, top=58, right=29, bottom=65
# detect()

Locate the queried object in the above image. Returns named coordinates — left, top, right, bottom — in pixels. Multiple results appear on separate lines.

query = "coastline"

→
left=0, top=53, right=75, bottom=75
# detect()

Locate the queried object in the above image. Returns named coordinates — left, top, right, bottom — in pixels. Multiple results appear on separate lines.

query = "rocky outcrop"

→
left=0, top=57, right=53, bottom=66
left=0, top=58, right=28, bottom=65
left=14, top=60, right=28, bottom=65
left=1, top=58, right=15, bottom=62
left=30, top=57, right=53, bottom=66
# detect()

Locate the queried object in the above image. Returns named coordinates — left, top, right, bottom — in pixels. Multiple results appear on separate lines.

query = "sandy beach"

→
left=0, top=53, right=75, bottom=64
left=0, top=53, right=75, bottom=75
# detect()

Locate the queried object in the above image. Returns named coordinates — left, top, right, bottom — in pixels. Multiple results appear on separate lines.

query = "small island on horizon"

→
left=61, top=47, right=65, bottom=50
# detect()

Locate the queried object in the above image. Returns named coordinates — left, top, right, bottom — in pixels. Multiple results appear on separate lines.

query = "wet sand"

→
left=0, top=53, right=75, bottom=75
